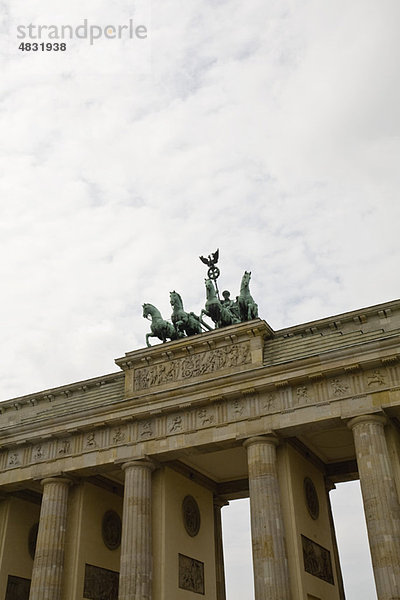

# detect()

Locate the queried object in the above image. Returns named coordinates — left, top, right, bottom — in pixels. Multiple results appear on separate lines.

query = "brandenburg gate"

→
left=1, top=257, right=400, bottom=600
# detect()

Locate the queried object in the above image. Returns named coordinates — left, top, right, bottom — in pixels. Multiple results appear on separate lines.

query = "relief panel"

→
left=178, top=553, right=205, bottom=595
left=83, top=564, right=119, bottom=600
left=134, top=342, right=251, bottom=391
left=5, top=575, right=31, bottom=600
left=301, top=535, right=334, bottom=585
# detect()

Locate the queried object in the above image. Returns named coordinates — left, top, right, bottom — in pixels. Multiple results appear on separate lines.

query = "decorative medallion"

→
left=182, top=495, right=201, bottom=537
left=28, top=522, right=39, bottom=560
left=102, top=510, right=122, bottom=550
left=304, top=477, right=319, bottom=520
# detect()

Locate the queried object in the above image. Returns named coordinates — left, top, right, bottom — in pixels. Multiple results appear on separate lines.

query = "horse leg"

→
left=146, top=333, right=156, bottom=347
left=253, top=302, right=258, bottom=319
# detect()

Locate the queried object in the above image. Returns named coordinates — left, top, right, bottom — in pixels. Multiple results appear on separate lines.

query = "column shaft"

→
left=244, top=436, right=290, bottom=600
left=214, top=497, right=228, bottom=600
left=29, top=477, right=71, bottom=600
left=349, top=415, right=400, bottom=599
left=119, top=460, right=154, bottom=600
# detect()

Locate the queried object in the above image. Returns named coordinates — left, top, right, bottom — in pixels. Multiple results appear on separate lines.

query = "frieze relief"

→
left=85, top=432, right=97, bottom=448
left=168, top=414, right=184, bottom=434
left=58, top=439, right=71, bottom=455
left=0, top=365, right=398, bottom=475
left=112, top=427, right=126, bottom=444
left=196, top=407, right=215, bottom=428
left=367, top=369, right=386, bottom=386
left=32, top=444, right=48, bottom=462
left=134, top=342, right=251, bottom=391
left=228, top=398, right=248, bottom=421
left=139, top=420, right=154, bottom=438
left=329, top=378, right=349, bottom=397
left=7, top=450, right=22, bottom=468
left=263, top=392, right=281, bottom=413
left=296, top=385, right=313, bottom=404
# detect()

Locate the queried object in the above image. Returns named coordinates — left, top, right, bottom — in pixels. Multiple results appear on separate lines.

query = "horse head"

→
left=204, top=278, right=215, bottom=296
left=170, top=291, right=183, bottom=308
left=241, top=270, right=252, bottom=289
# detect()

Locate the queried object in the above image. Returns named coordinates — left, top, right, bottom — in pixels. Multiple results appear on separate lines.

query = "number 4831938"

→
left=19, top=42, right=67, bottom=51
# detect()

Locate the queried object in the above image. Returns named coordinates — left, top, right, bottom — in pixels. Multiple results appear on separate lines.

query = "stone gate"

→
left=1, top=298, right=400, bottom=600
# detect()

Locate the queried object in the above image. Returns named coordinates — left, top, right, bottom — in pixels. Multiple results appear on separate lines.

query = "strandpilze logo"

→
left=16, top=19, right=148, bottom=46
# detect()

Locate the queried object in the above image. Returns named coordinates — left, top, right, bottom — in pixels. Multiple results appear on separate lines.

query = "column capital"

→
left=121, top=458, right=156, bottom=472
left=41, top=476, right=73, bottom=488
left=347, top=413, right=387, bottom=430
left=325, top=478, right=336, bottom=493
left=213, top=495, right=229, bottom=509
left=243, top=435, right=279, bottom=450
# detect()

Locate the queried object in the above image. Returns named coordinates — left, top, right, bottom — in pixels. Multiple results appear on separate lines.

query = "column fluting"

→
left=29, top=477, right=71, bottom=600
left=118, top=459, right=155, bottom=600
left=348, top=414, right=400, bottom=599
left=244, top=436, right=291, bottom=600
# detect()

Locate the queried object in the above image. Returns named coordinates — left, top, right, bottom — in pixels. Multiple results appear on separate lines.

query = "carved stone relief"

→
left=178, top=553, right=205, bottom=595
left=102, top=510, right=122, bottom=550
left=197, top=408, right=215, bottom=427
left=58, top=439, right=71, bottom=455
left=329, top=378, right=349, bottom=397
left=168, top=415, right=183, bottom=433
left=83, top=564, right=119, bottom=600
left=32, top=444, right=47, bottom=462
left=139, top=420, right=153, bottom=438
left=296, top=385, right=312, bottom=404
left=85, top=432, right=97, bottom=448
left=134, top=342, right=251, bottom=391
left=1, top=365, right=398, bottom=477
left=7, top=451, right=21, bottom=467
left=5, top=575, right=31, bottom=600
left=112, top=428, right=126, bottom=444
left=367, top=370, right=386, bottom=386
left=228, top=398, right=248, bottom=421
left=182, top=495, right=201, bottom=537
left=301, top=535, right=334, bottom=584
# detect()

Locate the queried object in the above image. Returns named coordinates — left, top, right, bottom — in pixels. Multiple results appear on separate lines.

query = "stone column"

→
left=29, top=477, right=71, bottom=600
left=214, top=496, right=228, bottom=600
left=243, top=436, right=290, bottom=600
left=348, top=414, right=400, bottom=599
left=325, top=479, right=345, bottom=600
left=119, top=460, right=155, bottom=600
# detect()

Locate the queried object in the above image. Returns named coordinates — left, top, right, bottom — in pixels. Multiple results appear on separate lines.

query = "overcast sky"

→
left=2, top=0, right=400, bottom=597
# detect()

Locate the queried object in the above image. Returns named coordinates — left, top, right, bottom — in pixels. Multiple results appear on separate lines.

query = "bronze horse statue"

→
left=170, top=291, right=212, bottom=336
left=200, top=279, right=240, bottom=328
left=238, top=271, right=258, bottom=321
left=142, top=303, right=182, bottom=347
